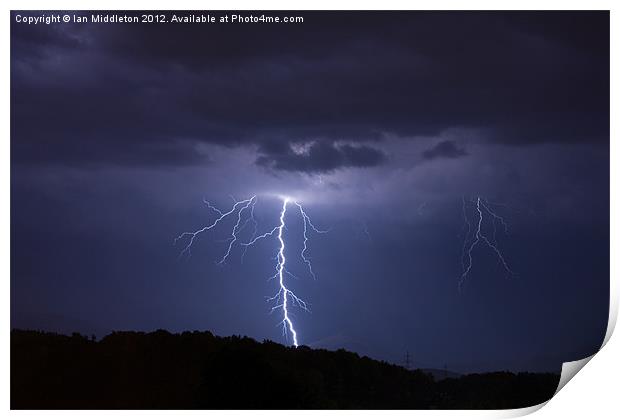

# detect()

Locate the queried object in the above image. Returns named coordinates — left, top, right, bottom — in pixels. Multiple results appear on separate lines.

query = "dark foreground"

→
left=11, top=329, right=560, bottom=409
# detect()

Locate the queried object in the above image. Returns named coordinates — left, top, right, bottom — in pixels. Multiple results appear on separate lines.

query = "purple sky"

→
left=11, top=11, right=609, bottom=372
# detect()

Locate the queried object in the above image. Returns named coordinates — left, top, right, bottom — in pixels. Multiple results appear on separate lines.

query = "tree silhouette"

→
left=11, top=329, right=560, bottom=409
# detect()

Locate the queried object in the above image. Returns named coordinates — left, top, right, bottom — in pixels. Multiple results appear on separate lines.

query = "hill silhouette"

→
left=11, top=329, right=560, bottom=409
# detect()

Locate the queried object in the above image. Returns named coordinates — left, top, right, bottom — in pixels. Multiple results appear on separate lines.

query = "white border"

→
left=3, top=1, right=617, bottom=419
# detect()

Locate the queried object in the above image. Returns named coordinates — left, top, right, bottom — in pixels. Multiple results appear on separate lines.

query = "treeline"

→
left=11, top=329, right=559, bottom=409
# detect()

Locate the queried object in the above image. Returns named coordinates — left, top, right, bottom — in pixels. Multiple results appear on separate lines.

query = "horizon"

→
left=9, top=327, right=562, bottom=375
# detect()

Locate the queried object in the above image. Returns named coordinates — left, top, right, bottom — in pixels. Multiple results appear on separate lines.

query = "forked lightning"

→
left=175, top=195, right=326, bottom=346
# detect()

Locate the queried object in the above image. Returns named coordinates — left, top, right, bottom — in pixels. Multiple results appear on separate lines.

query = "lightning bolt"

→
left=174, top=196, right=257, bottom=260
left=459, top=196, right=515, bottom=290
left=271, top=199, right=301, bottom=346
left=295, top=201, right=328, bottom=281
left=175, top=195, right=326, bottom=347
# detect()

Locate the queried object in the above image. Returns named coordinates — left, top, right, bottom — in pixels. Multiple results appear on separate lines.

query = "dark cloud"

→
left=10, top=11, right=609, bottom=170
left=422, top=140, right=468, bottom=160
left=255, top=141, right=386, bottom=173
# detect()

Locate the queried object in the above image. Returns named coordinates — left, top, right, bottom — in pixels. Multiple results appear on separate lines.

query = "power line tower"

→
left=404, top=351, right=411, bottom=370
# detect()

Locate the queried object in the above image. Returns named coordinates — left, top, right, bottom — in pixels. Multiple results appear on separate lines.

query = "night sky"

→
left=11, top=11, right=609, bottom=373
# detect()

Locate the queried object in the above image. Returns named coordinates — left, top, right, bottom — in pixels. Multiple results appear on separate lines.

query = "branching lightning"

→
left=175, top=195, right=326, bottom=347
left=295, top=202, right=328, bottom=281
left=459, top=196, right=515, bottom=290
left=174, top=196, right=257, bottom=259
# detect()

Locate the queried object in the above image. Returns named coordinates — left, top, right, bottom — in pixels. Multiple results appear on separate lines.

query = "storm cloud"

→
left=255, top=141, right=386, bottom=173
left=10, top=11, right=609, bottom=171
left=422, top=140, right=468, bottom=160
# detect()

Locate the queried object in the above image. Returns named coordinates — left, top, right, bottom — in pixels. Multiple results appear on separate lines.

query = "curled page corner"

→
left=549, top=271, right=619, bottom=397
left=555, top=355, right=595, bottom=395
left=512, top=291, right=617, bottom=415
left=497, top=353, right=599, bottom=418
left=551, top=290, right=617, bottom=397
